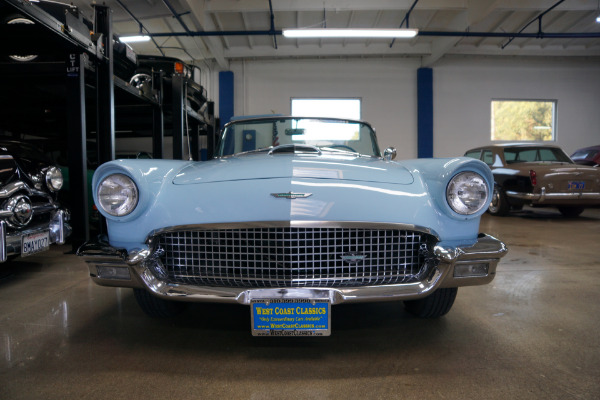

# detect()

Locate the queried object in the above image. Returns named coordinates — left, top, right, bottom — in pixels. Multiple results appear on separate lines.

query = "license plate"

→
left=21, top=231, right=50, bottom=257
left=568, top=181, right=585, bottom=190
left=251, top=299, right=331, bottom=337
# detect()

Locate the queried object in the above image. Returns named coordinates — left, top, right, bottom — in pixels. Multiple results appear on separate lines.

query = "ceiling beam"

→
left=421, top=0, right=502, bottom=67
left=200, top=0, right=598, bottom=13
left=181, top=0, right=229, bottom=69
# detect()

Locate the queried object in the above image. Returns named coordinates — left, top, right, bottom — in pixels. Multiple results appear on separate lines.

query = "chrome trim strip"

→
left=0, top=221, right=6, bottom=263
left=506, top=190, right=600, bottom=201
left=145, top=221, right=439, bottom=245
left=0, top=180, right=53, bottom=200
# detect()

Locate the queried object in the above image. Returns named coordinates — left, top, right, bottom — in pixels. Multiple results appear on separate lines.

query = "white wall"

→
left=228, top=58, right=421, bottom=159
left=433, top=56, right=600, bottom=157
left=217, top=56, right=600, bottom=159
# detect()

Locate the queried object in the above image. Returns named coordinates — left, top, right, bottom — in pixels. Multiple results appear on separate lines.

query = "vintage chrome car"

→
left=465, top=144, right=600, bottom=217
left=79, top=117, right=507, bottom=336
left=0, top=140, right=71, bottom=262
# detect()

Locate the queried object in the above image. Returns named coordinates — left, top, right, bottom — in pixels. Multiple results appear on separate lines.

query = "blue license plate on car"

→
left=568, top=181, right=585, bottom=190
left=251, top=299, right=331, bottom=336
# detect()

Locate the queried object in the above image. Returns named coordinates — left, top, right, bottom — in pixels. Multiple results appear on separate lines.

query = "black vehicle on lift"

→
left=129, top=55, right=208, bottom=113
left=1, top=0, right=137, bottom=80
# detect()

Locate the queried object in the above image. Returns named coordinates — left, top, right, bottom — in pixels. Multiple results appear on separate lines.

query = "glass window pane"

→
left=464, top=150, right=481, bottom=159
left=291, top=98, right=361, bottom=120
left=482, top=150, right=494, bottom=165
left=491, top=100, right=556, bottom=142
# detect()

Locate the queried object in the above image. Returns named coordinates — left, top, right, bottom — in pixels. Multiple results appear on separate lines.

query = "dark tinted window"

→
left=571, top=150, right=598, bottom=160
left=504, top=147, right=572, bottom=164
left=482, top=150, right=494, bottom=165
left=464, top=150, right=481, bottom=159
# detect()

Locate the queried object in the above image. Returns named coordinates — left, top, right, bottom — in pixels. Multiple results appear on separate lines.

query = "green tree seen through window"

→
left=491, top=100, right=555, bottom=141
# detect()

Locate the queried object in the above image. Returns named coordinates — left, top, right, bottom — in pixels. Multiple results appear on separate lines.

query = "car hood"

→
left=172, top=153, right=414, bottom=185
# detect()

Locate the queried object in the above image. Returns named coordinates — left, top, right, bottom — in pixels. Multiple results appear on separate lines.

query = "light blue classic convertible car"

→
left=78, top=116, right=507, bottom=336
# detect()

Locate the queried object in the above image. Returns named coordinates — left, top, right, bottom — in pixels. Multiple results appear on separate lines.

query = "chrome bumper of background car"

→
left=78, top=233, right=507, bottom=305
left=0, top=210, right=71, bottom=262
left=506, top=188, right=600, bottom=202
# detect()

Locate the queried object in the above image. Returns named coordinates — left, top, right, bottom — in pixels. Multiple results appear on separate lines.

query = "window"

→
left=291, top=98, right=361, bottom=120
left=503, top=147, right=572, bottom=164
left=482, top=150, right=494, bottom=166
left=464, top=150, right=481, bottom=159
left=491, top=100, right=556, bottom=142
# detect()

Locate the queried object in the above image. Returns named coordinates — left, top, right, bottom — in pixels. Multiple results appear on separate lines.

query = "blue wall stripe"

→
left=219, top=71, right=234, bottom=130
left=417, top=68, right=434, bottom=158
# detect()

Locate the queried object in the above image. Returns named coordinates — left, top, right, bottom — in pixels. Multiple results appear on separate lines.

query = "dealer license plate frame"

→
left=251, top=298, right=331, bottom=337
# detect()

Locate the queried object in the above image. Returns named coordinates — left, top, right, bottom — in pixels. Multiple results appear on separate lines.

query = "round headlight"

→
left=97, top=174, right=138, bottom=217
left=446, top=171, right=489, bottom=215
left=46, top=167, right=63, bottom=191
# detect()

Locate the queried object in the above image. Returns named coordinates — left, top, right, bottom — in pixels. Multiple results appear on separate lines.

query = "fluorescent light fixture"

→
left=119, top=35, right=151, bottom=43
left=282, top=28, right=418, bottom=39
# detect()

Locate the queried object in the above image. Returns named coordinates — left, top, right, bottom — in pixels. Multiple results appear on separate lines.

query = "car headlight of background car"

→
left=446, top=171, right=489, bottom=215
left=45, top=166, right=64, bottom=192
left=97, top=173, right=139, bottom=217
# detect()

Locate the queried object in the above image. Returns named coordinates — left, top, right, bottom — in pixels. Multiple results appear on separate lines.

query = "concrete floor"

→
left=1, top=208, right=599, bottom=400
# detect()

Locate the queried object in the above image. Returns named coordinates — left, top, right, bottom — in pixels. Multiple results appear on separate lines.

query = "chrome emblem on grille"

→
left=271, top=192, right=312, bottom=199
left=6, top=194, right=33, bottom=227
left=341, top=252, right=367, bottom=264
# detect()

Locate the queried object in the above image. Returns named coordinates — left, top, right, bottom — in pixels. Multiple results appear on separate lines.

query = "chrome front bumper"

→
left=506, top=188, right=600, bottom=203
left=0, top=210, right=71, bottom=262
left=77, top=233, right=507, bottom=305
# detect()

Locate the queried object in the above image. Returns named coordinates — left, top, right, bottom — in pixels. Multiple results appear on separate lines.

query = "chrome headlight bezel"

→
left=97, top=173, right=139, bottom=217
left=446, top=171, right=489, bottom=215
left=45, top=166, right=64, bottom=192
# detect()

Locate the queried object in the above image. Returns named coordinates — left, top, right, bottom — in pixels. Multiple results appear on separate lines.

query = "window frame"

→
left=490, top=99, right=557, bottom=143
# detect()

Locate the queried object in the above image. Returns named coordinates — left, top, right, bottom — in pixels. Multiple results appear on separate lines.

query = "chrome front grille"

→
left=156, top=227, right=436, bottom=288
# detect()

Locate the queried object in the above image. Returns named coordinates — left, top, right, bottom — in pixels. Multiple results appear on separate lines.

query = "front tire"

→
left=404, top=288, right=458, bottom=318
left=488, top=185, right=510, bottom=216
left=558, top=206, right=584, bottom=218
left=133, top=288, right=188, bottom=318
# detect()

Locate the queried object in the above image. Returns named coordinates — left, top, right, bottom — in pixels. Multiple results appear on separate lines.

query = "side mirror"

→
left=383, top=147, right=397, bottom=161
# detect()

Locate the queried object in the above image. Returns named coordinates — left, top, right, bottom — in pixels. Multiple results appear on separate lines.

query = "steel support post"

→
left=190, top=122, right=199, bottom=161
left=206, top=101, right=215, bottom=160
left=94, top=4, right=115, bottom=164
left=152, top=70, right=164, bottom=159
left=66, top=53, right=89, bottom=249
left=171, top=74, right=185, bottom=159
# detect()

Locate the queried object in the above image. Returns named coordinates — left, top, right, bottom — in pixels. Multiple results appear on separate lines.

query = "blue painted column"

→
left=219, top=71, right=234, bottom=130
left=417, top=68, right=433, bottom=158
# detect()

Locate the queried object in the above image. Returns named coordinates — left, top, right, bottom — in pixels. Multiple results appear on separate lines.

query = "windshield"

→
left=504, top=147, right=572, bottom=164
left=217, top=117, right=381, bottom=157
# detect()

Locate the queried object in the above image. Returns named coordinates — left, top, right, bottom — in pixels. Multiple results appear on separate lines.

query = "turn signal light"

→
left=454, top=263, right=489, bottom=278
left=97, top=266, right=131, bottom=280
left=530, top=170, right=537, bottom=186
left=175, top=62, right=184, bottom=74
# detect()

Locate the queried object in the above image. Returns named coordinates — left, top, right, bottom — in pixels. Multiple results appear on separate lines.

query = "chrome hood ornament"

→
left=271, top=192, right=312, bottom=199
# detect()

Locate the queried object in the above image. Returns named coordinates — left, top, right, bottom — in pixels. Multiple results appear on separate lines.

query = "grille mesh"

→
left=156, top=227, right=434, bottom=288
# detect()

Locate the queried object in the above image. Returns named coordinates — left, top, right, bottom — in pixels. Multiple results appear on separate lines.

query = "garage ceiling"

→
left=71, top=0, right=600, bottom=67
